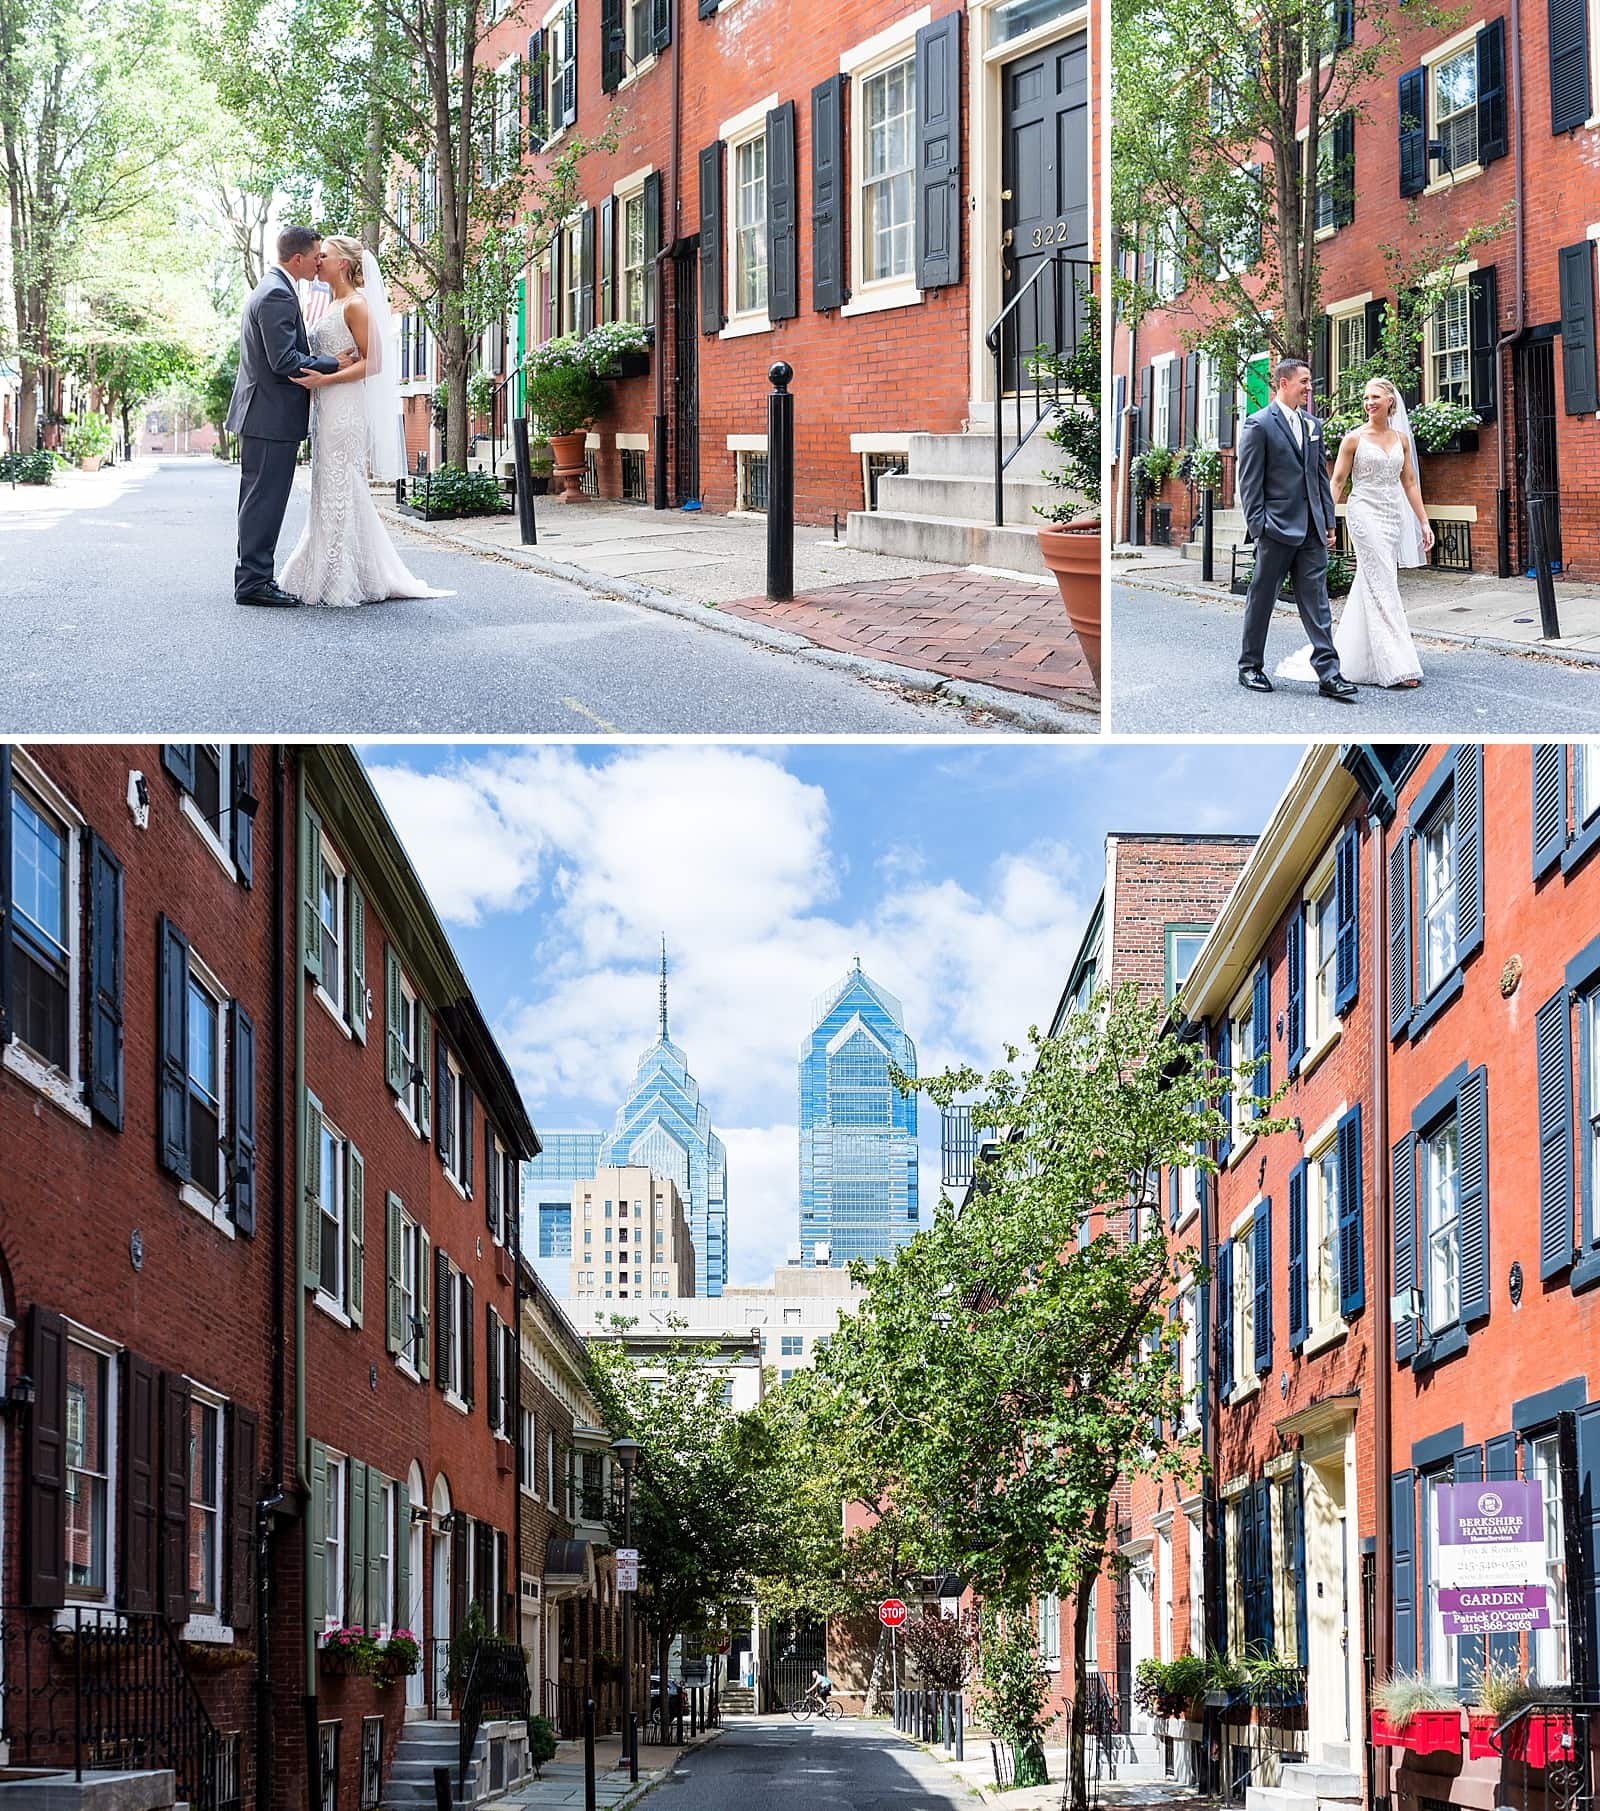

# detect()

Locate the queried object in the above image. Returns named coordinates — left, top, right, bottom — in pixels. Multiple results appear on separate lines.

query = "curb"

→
left=379, top=504, right=1099, bottom=732
left=1110, top=565, right=1600, bottom=672
left=883, top=1724, right=994, bottom=1803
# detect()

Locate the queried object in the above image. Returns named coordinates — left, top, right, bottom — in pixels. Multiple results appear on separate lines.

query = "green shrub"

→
left=413, top=465, right=508, bottom=519
left=63, top=414, right=113, bottom=460
left=526, top=1714, right=558, bottom=1777
left=525, top=357, right=607, bottom=438
left=0, top=449, right=61, bottom=483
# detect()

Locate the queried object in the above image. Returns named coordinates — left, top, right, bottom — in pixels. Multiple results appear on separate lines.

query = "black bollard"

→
left=955, top=1694, right=964, bottom=1763
left=629, top=1712, right=638, bottom=1784
left=512, top=417, right=539, bottom=545
left=1201, top=486, right=1215, bottom=584
left=584, top=1698, right=596, bottom=1811
left=1529, top=494, right=1562, bottom=639
left=766, top=362, right=795, bottom=602
left=431, top=1766, right=450, bottom=1811
left=653, top=407, right=669, bottom=511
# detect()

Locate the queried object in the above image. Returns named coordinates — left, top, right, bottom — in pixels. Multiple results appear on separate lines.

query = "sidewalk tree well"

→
left=974, top=1605, right=1056, bottom=1787
left=217, top=0, right=620, bottom=468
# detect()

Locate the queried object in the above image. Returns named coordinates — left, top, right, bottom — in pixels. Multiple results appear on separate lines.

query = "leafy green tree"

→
left=974, top=1605, right=1055, bottom=1787
left=63, top=318, right=200, bottom=451
left=203, top=343, right=241, bottom=458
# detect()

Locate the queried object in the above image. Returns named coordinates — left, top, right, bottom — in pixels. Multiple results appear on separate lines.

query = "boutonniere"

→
left=1305, top=422, right=1320, bottom=440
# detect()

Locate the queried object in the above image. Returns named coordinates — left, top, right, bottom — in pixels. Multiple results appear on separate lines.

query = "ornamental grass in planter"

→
left=1030, top=288, right=1102, bottom=688
left=1466, top=1662, right=1539, bottom=1758
left=1372, top=1674, right=1461, bottom=1754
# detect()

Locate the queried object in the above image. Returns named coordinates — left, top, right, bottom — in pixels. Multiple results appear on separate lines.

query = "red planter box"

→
left=1407, top=1710, right=1465, bottom=1756
left=1506, top=1715, right=1574, bottom=1768
left=1372, top=1709, right=1414, bottom=1750
left=1467, top=1713, right=1500, bottom=1759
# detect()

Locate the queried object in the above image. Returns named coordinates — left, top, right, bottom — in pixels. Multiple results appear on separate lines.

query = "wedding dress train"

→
left=1275, top=435, right=1423, bottom=687
left=279, top=296, right=451, bottom=608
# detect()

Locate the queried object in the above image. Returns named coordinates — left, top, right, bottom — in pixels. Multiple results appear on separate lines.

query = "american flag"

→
left=299, top=277, right=333, bottom=330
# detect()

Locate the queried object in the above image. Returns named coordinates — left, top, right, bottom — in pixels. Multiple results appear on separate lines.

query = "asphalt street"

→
left=648, top=1716, right=978, bottom=1810
left=1110, top=581, right=1600, bottom=734
left=0, top=458, right=1000, bottom=735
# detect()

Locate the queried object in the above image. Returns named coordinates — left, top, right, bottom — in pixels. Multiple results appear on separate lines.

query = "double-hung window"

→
left=1394, top=748, right=1483, bottom=1039
left=1528, top=1431, right=1569, bottom=1683
left=545, top=0, right=576, bottom=133
left=1420, top=803, right=1459, bottom=995
left=1432, top=47, right=1478, bottom=172
left=397, top=970, right=425, bottom=1132
left=1422, top=1117, right=1461, bottom=1334
left=1308, top=868, right=1339, bottom=1046
left=623, top=190, right=649, bottom=324
left=1422, top=1468, right=1458, bottom=1685
left=323, top=1456, right=345, bottom=1629
left=519, top=1410, right=536, bottom=1493
left=1578, top=744, right=1600, bottom=828
left=317, top=1116, right=347, bottom=1308
left=733, top=134, right=768, bottom=317
left=1037, top=1592, right=1062, bottom=1670
left=1152, top=359, right=1172, bottom=452
left=563, top=220, right=583, bottom=335
left=11, top=777, right=72, bottom=1074
left=1310, top=1138, right=1342, bottom=1327
left=398, top=1210, right=424, bottom=1375
left=861, top=56, right=915, bottom=285
left=188, top=1395, right=223, bottom=1618
left=65, top=1340, right=111, bottom=1598
left=187, top=968, right=225, bottom=1200
left=1233, top=1225, right=1255, bottom=1392
left=1428, top=282, right=1472, bottom=407
left=316, top=844, right=346, bottom=1017
left=627, top=0, right=651, bottom=63
left=1229, top=988, right=1254, bottom=1146
left=445, top=1056, right=468, bottom=1192
left=1165, top=924, right=1207, bottom=1002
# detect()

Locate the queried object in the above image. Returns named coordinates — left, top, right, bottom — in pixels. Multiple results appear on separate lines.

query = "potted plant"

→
left=1031, top=290, right=1103, bottom=688
left=1243, top=1649, right=1306, bottom=1728
left=526, top=1714, right=558, bottom=1780
left=180, top=1640, right=257, bottom=1674
left=526, top=451, right=554, bottom=495
left=321, top=1625, right=380, bottom=1677
left=1409, top=400, right=1481, bottom=456
left=1187, top=445, right=1223, bottom=495
left=1203, top=1648, right=1249, bottom=1715
left=374, top=1628, right=422, bottom=1685
left=581, top=319, right=652, bottom=380
left=466, top=370, right=496, bottom=426
left=63, top=413, right=113, bottom=471
left=594, top=1647, right=624, bottom=1684
left=524, top=336, right=606, bottom=503
left=1372, top=1674, right=1461, bottom=1754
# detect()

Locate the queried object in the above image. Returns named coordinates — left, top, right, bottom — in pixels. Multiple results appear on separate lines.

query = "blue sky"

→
left=361, top=740, right=1306, bottom=1286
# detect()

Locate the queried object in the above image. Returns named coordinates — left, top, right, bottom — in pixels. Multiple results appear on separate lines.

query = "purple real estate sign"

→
left=1435, top=1481, right=1551, bottom=1636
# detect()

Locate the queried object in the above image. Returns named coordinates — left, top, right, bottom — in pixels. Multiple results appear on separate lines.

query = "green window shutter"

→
left=394, top=1482, right=411, bottom=1633
left=301, top=802, right=324, bottom=985
left=307, top=1438, right=328, bottom=1632
left=303, top=1094, right=324, bottom=1287
left=348, top=878, right=367, bottom=1043
left=417, top=1228, right=432, bottom=1381
left=346, top=1142, right=366, bottom=1325
left=347, top=1458, right=368, bottom=1628
left=417, top=1001, right=432, bottom=1135
left=366, top=1471, right=385, bottom=1631
left=386, top=1192, right=405, bottom=1353
left=385, top=948, right=404, bottom=1093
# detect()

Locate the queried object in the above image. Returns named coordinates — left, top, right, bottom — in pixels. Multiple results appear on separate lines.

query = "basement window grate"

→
left=863, top=451, right=909, bottom=510
left=738, top=450, right=769, bottom=512
left=621, top=447, right=648, bottom=502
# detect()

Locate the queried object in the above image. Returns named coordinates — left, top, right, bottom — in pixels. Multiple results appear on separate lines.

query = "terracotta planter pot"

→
left=548, top=430, right=589, bottom=504
left=1467, top=1713, right=1500, bottom=1760
left=78, top=456, right=104, bottom=472
left=1038, top=519, right=1102, bottom=688
left=1506, top=1714, right=1573, bottom=1768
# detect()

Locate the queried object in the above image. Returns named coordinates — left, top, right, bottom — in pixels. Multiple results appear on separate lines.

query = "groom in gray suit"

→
left=1235, top=357, right=1357, bottom=700
left=224, top=227, right=348, bottom=607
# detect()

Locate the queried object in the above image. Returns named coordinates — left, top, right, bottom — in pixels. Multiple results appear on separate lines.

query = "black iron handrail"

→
left=484, top=366, right=521, bottom=488
left=456, top=1634, right=531, bottom=1796
left=983, top=251, right=1095, bottom=528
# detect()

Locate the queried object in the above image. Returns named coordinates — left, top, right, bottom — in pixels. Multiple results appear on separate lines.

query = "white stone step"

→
left=905, top=429, right=1064, bottom=482
left=875, top=470, right=1064, bottom=523
left=1245, top=1785, right=1316, bottom=1811
left=1281, top=1762, right=1361, bottom=1800
left=845, top=508, right=1051, bottom=576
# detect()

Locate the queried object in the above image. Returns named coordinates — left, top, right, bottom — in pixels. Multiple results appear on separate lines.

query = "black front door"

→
left=673, top=241, right=700, bottom=505
left=999, top=34, right=1090, bottom=392
left=1516, top=332, right=1563, bottom=572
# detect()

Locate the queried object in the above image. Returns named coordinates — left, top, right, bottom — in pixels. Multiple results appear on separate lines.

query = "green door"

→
left=1243, top=354, right=1270, bottom=416
left=514, top=277, right=526, bottom=416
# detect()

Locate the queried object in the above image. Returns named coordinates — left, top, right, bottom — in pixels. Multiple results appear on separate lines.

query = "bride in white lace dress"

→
left=1277, top=377, right=1433, bottom=688
left=281, top=235, right=450, bottom=607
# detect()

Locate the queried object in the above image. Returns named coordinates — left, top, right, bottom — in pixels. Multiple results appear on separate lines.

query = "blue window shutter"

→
left=1388, top=833, right=1413, bottom=1038
left=1457, top=1066, right=1490, bottom=1324
left=1393, top=1132, right=1418, bottom=1362
left=1536, top=986, right=1575, bottom=1279
left=1338, top=1104, right=1365, bottom=1314
left=1218, top=1017, right=1233, bottom=1162
left=1533, top=745, right=1569, bottom=879
left=1253, top=1199, right=1273, bottom=1373
left=1392, top=1469, right=1417, bottom=1672
left=1335, top=822, right=1360, bottom=1013
left=1286, top=907, right=1306, bottom=1077
left=1575, top=1404, right=1600, bottom=1684
left=1455, top=744, right=1485, bottom=962
left=1252, top=962, right=1270, bottom=1106
left=1292, top=1459, right=1309, bottom=1666
left=1169, top=1163, right=1180, bottom=1231
left=1256, top=1479, right=1276, bottom=1648
left=1288, top=1160, right=1309, bottom=1351
left=1485, top=1433, right=1520, bottom=1668
left=1217, top=1239, right=1234, bottom=1401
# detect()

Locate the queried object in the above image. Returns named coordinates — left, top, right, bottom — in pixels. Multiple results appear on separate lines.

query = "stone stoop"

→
left=380, top=1720, right=525, bottom=1810
left=1102, top=1730, right=1171, bottom=1780
left=1180, top=504, right=1251, bottom=563
left=1245, top=1760, right=1363, bottom=1811
left=845, top=429, right=1085, bottom=578
left=719, top=1686, right=757, bottom=1716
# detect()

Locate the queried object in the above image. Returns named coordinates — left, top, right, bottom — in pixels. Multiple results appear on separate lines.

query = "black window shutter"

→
left=1559, top=244, right=1600, bottom=414
left=1574, top=1404, right=1600, bottom=1679
left=766, top=100, right=798, bottom=323
left=1398, top=68, right=1427, bottom=196
left=527, top=32, right=546, bottom=151
left=435, top=1248, right=453, bottom=1392
left=461, top=1274, right=475, bottom=1407
left=643, top=169, right=662, bottom=325
left=1252, top=960, right=1270, bottom=1098
left=1455, top=743, right=1485, bottom=958
left=1183, top=351, right=1199, bottom=443
left=1392, top=1132, right=1418, bottom=1362
left=462, top=1085, right=475, bottom=1196
left=651, top=0, right=669, bottom=54
left=811, top=75, right=847, bottom=312
left=226, top=1403, right=258, bottom=1630
left=601, top=0, right=622, bottom=92
left=1287, top=1160, right=1308, bottom=1350
left=87, top=830, right=124, bottom=1130
left=1335, top=112, right=1355, bottom=226
left=1166, top=360, right=1181, bottom=450
left=1335, top=821, right=1360, bottom=1013
left=1216, top=1237, right=1233, bottom=1400
left=119, top=1351, right=160, bottom=1613
left=1391, top=1470, right=1417, bottom=1670
left=579, top=206, right=596, bottom=334
left=1536, top=986, right=1574, bottom=1278
left=698, top=0, right=717, bottom=16
left=1337, top=1103, right=1365, bottom=1313
left=231, top=746, right=254, bottom=887
left=1457, top=1065, right=1490, bottom=1323
left=1139, top=365, right=1153, bottom=453
left=157, top=914, right=191, bottom=1180
left=599, top=195, right=615, bottom=324
left=435, top=1033, right=451, bottom=1160
left=561, top=0, right=577, bottom=127
left=486, top=1126, right=500, bottom=1234
left=162, top=744, right=196, bottom=794
left=1484, top=1434, right=1521, bottom=1668
left=1468, top=265, right=1499, bottom=419
left=699, top=142, right=725, bottom=333
left=1476, top=20, right=1507, bottom=164
left=1218, top=379, right=1235, bottom=449
left=229, top=1000, right=257, bottom=1236
left=1364, top=297, right=1387, bottom=362
left=1533, top=743, right=1570, bottom=877
left=24, top=1305, right=68, bottom=1607
left=914, top=12, right=962, bottom=290
left=1550, top=0, right=1593, bottom=133
left=159, top=1370, right=192, bottom=1622
left=486, top=1304, right=501, bottom=1430
left=1310, top=314, right=1330, bottom=405
left=1388, top=833, right=1412, bottom=1037
left=1286, top=903, right=1305, bottom=1075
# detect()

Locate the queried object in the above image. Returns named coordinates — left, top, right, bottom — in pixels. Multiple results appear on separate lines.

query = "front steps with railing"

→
left=1244, top=1758, right=1362, bottom=1811
left=719, top=1684, right=757, bottom=1717
left=1179, top=504, right=1251, bottom=566
left=379, top=1719, right=527, bottom=1810
left=846, top=428, right=1086, bottom=577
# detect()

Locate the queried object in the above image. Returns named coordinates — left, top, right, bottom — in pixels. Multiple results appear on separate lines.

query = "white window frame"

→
left=731, top=132, right=768, bottom=320
left=1151, top=353, right=1174, bottom=452
left=1178, top=1282, right=1199, bottom=1429
left=1155, top=1520, right=1173, bottom=1661
left=180, top=950, right=232, bottom=1229
left=62, top=1325, right=118, bottom=1611
left=1037, top=1590, right=1062, bottom=1670
left=1423, top=1467, right=1459, bottom=1685
left=396, top=1208, right=422, bottom=1381
left=717, top=94, right=778, bottom=339
left=314, top=834, right=348, bottom=1027
left=1529, top=1431, right=1570, bottom=1684
left=1327, top=294, right=1374, bottom=399
left=1429, top=40, right=1480, bottom=184
left=444, top=1055, right=468, bottom=1197
left=396, top=969, right=427, bottom=1138
left=617, top=177, right=651, bottom=326
left=1304, top=1111, right=1345, bottom=1342
left=315, top=1114, right=349, bottom=1321
left=377, top=1478, right=395, bottom=1638
left=1420, top=795, right=1460, bottom=996
left=1186, top=1502, right=1205, bottom=1646
left=444, top=1266, right=469, bottom=1413
left=177, top=745, right=240, bottom=882
left=841, top=14, right=922, bottom=318
left=1228, top=981, right=1256, bottom=1157
left=1422, top=1116, right=1461, bottom=1334
left=183, top=1384, right=232, bottom=1642
left=5, top=751, right=89, bottom=1126
left=1304, top=847, right=1342, bottom=1057
left=520, top=1409, right=537, bottom=1496
left=1231, top=1205, right=1257, bottom=1403
left=1425, top=278, right=1473, bottom=408
left=323, top=1453, right=347, bottom=1632
left=542, top=0, right=576, bottom=147
left=1577, top=742, right=1600, bottom=826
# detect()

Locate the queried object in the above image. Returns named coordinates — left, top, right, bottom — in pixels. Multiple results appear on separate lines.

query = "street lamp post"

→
left=612, top=1436, right=641, bottom=1779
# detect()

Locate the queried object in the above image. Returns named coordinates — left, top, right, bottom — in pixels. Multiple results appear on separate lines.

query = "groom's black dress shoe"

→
left=236, top=584, right=301, bottom=608
left=1238, top=667, right=1274, bottom=693
left=1319, top=675, right=1359, bottom=702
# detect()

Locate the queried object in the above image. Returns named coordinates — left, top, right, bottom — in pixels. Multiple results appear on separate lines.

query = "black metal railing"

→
left=544, top=1677, right=586, bottom=1740
left=1083, top=1671, right=1120, bottom=1781
left=984, top=252, right=1095, bottom=528
left=456, top=1635, right=530, bottom=1796
left=480, top=367, right=520, bottom=488
left=0, top=1608, right=242, bottom=1811
left=1490, top=1697, right=1597, bottom=1811
left=427, top=1636, right=453, bottom=1718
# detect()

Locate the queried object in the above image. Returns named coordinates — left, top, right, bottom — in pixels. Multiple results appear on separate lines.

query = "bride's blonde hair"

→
left=322, top=235, right=365, bottom=287
left=1365, top=376, right=1399, bottom=421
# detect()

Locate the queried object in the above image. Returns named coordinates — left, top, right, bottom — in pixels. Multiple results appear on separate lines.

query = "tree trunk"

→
left=362, top=0, right=388, bottom=252
left=443, top=322, right=469, bottom=468
left=863, top=1624, right=889, bottom=1717
left=1063, top=1570, right=1097, bottom=1811
left=17, top=352, right=37, bottom=450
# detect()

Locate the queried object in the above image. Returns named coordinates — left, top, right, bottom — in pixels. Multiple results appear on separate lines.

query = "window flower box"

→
left=1467, top=1713, right=1500, bottom=1759
left=604, top=349, right=651, bottom=380
left=1404, top=1710, right=1463, bottom=1756
left=1505, top=1714, right=1574, bottom=1768
left=1371, top=1708, right=1415, bottom=1750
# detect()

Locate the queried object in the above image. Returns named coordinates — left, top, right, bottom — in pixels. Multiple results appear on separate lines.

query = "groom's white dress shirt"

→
left=1274, top=396, right=1304, bottom=449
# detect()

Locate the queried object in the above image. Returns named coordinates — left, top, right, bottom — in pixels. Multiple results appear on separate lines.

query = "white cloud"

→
left=720, top=1125, right=802, bottom=1286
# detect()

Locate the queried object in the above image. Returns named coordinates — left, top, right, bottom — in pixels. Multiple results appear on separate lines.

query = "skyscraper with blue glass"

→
left=798, top=958, right=919, bottom=1266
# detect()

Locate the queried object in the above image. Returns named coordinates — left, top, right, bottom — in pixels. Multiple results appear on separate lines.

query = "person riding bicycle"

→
left=811, top=1666, right=833, bottom=1705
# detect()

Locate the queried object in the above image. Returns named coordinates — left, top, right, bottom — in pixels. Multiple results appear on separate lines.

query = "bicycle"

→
left=788, top=1685, right=843, bottom=1722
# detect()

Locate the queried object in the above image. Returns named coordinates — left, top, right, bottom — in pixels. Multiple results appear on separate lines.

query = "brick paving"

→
left=716, top=570, right=1098, bottom=706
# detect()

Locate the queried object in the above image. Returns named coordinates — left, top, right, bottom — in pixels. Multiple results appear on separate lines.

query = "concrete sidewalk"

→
left=374, top=494, right=1098, bottom=725
left=889, top=1728, right=1210, bottom=1811
left=490, top=1727, right=721, bottom=1808
left=1113, top=541, right=1600, bottom=667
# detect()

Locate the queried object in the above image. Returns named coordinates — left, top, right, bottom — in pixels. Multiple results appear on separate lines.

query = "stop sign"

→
left=879, top=1598, right=908, bottom=1628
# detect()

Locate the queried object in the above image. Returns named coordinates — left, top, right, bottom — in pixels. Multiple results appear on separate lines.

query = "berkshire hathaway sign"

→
left=1434, top=1481, right=1551, bottom=1636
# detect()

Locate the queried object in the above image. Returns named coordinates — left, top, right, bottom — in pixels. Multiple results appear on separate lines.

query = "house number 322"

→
left=1030, top=222, right=1070, bottom=247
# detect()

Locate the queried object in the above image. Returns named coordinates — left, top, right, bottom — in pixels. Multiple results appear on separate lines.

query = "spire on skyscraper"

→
left=659, top=936, right=669, bottom=1041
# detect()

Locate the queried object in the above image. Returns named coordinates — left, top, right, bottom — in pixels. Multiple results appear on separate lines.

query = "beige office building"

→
left=567, top=1165, right=696, bottom=1301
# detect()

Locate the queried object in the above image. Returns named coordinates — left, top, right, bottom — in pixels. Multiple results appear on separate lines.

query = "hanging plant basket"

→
left=1505, top=1714, right=1574, bottom=1768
